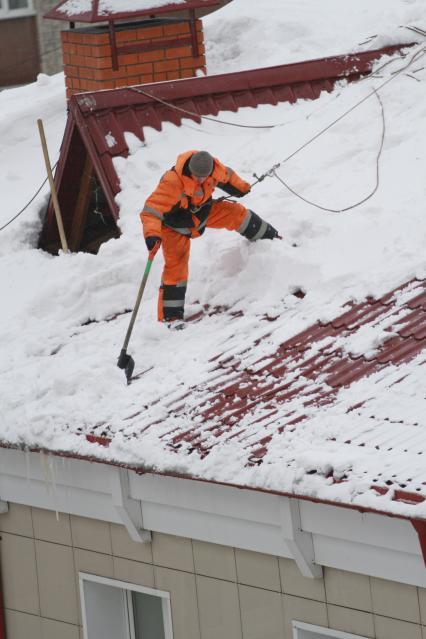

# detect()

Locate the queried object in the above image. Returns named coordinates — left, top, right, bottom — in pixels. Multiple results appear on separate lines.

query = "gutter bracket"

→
left=0, top=501, right=8, bottom=514
left=279, top=498, right=323, bottom=578
left=110, top=468, right=151, bottom=543
left=412, top=520, right=426, bottom=566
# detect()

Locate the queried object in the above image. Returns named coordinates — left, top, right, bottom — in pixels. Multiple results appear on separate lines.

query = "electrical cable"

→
left=130, top=44, right=422, bottom=133
left=0, top=162, right=58, bottom=232
left=131, top=86, right=300, bottom=130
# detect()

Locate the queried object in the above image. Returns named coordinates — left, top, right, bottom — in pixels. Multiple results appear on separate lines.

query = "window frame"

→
left=79, top=572, right=174, bottom=639
left=293, top=620, right=369, bottom=639
left=0, top=0, right=35, bottom=19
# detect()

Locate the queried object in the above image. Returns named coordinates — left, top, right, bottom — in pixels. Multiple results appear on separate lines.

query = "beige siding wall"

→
left=1, top=503, right=425, bottom=639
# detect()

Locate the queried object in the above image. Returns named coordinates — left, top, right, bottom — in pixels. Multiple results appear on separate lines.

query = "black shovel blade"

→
left=125, top=357, right=135, bottom=384
left=117, top=349, right=135, bottom=384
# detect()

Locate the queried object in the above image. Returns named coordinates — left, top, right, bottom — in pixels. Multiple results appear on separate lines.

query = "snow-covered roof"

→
left=41, top=46, right=401, bottom=251
left=1, top=0, right=426, bottom=522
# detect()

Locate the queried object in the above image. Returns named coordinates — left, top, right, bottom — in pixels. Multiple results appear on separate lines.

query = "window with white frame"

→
left=0, top=0, right=34, bottom=18
left=79, top=573, right=173, bottom=639
left=293, top=621, right=369, bottom=639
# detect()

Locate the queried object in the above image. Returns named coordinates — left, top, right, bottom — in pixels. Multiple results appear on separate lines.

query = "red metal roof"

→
left=40, top=44, right=406, bottom=248
left=11, top=275, right=425, bottom=524
left=45, top=0, right=220, bottom=23
left=82, top=276, right=426, bottom=502
left=126, top=277, right=426, bottom=462
left=42, top=273, right=423, bottom=500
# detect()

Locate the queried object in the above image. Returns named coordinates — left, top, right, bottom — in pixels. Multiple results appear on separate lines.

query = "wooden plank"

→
left=69, top=154, right=93, bottom=252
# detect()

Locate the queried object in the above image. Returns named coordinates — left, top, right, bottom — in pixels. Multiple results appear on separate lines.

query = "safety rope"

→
left=269, top=90, right=385, bottom=213
left=249, top=45, right=426, bottom=213
left=253, top=45, right=425, bottom=180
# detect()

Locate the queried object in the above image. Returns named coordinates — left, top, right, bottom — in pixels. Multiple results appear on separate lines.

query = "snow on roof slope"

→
left=0, top=1, right=425, bottom=518
left=204, top=0, right=421, bottom=74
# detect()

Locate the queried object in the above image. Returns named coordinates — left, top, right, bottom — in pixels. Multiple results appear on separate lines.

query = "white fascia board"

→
left=314, top=534, right=426, bottom=587
left=300, top=500, right=420, bottom=554
left=0, top=448, right=424, bottom=586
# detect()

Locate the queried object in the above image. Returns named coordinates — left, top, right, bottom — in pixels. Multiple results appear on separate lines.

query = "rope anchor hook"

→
left=253, top=163, right=281, bottom=184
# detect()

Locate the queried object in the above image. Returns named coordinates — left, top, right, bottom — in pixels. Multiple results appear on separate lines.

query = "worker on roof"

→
left=140, top=150, right=280, bottom=329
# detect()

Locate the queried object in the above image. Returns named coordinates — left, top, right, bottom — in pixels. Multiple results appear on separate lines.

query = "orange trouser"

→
left=158, top=200, right=247, bottom=321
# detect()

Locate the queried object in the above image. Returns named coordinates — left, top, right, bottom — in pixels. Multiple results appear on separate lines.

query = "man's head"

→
left=189, top=151, right=214, bottom=181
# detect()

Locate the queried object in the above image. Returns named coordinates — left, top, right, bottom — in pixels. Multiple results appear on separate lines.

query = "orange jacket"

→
left=140, top=150, right=251, bottom=239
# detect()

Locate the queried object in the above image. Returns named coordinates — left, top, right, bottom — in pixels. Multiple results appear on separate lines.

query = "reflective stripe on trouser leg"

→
left=159, top=281, right=187, bottom=321
left=238, top=210, right=269, bottom=241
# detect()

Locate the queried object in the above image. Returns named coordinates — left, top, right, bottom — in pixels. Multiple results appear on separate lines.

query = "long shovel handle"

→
left=37, top=119, right=69, bottom=253
left=122, top=241, right=161, bottom=352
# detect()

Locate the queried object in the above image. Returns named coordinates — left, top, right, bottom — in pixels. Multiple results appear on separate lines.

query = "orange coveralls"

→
left=141, top=150, right=253, bottom=321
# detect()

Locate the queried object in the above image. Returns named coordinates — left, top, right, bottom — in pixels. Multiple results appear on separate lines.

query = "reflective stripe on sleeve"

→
left=142, top=206, right=164, bottom=220
left=226, top=167, right=234, bottom=179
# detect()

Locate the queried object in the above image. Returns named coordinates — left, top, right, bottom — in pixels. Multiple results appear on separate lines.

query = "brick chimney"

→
left=62, top=19, right=205, bottom=98
left=44, top=1, right=217, bottom=98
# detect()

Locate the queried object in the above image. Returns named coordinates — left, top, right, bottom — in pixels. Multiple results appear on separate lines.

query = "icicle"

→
left=24, top=446, right=31, bottom=483
left=39, top=451, right=60, bottom=522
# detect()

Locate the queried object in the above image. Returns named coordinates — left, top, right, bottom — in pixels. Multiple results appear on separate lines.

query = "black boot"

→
left=263, top=223, right=280, bottom=239
left=239, top=210, right=279, bottom=241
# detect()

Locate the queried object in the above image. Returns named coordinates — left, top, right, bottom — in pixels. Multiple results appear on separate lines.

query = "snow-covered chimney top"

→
left=44, top=0, right=220, bottom=23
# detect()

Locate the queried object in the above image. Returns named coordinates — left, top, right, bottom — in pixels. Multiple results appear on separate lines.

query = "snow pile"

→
left=204, top=0, right=423, bottom=73
left=0, top=0, right=425, bottom=516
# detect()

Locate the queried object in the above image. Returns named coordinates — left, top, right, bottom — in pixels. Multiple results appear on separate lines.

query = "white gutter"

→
left=0, top=447, right=424, bottom=586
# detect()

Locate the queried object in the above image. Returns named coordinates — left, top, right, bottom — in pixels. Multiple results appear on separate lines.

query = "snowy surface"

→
left=205, top=0, right=423, bottom=74
left=57, top=0, right=187, bottom=17
left=0, top=0, right=426, bottom=518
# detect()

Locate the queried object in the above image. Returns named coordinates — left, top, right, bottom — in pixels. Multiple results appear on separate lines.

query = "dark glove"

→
left=164, top=209, right=194, bottom=229
left=192, top=197, right=212, bottom=220
left=145, top=236, right=161, bottom=251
